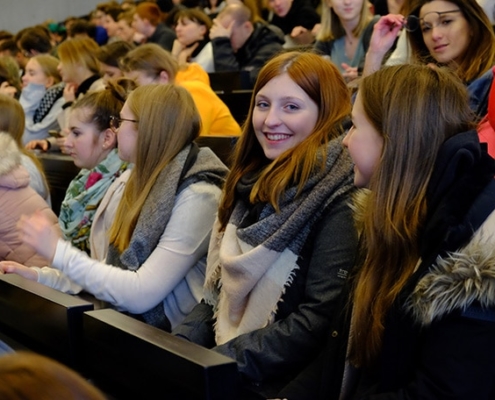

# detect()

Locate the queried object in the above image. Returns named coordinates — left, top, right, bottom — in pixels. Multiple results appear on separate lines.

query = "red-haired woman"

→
left=173, top=50, right=358, bottom=397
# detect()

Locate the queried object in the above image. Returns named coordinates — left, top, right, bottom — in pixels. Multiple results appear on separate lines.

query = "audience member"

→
left=266, top=0, right=320, bottom=47
left=0, top=94, right=51, bottom=204
left=0, top=56, right=22, bottom=98
left=363, top=0, right=495, bottom=117
left=279, top=62, right=495, bottom=400
left=132, top=2, right=176, bottom=50
left=20, top=54, right=64, bottom=144
left=17, top=26, right=53, bottom=57
left=172, top=8, right=214, bottom=72
left=3, top=84, right=229, bottom=333
left=0, top=352, right=106, bottom=400
left=210, top=3, right=284, bottom=88
left=116, top=9, right=141, bottom=43
left=120, top=43, right=241, bottom=136
left=315, top=0, right=378, bottom=81
left=172, top=50, right=358, bottom=397
left=0, top=132, right=57, bottom=266
left=97, top=40, right=135, bottom=83
left=102, top=4, right=125, bottom=43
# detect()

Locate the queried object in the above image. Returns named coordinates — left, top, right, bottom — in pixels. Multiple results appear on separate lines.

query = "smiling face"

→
left=22, top=58, right=53, bottom=88
left=65, top=107, right=109, bottom=169
left=343, top=92, right=383, bottom=188
left=175, top=18, right=207, bottom=46
left=420, top=0, right=471, bottom=65
left=252, top=73, right=318, bottom=160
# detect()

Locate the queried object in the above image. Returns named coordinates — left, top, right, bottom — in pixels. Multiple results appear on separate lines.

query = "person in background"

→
left=172, top=8, right=215, bottom=72
left=363, top=0, right=495, bottom=117
left=0, top=132, right=57, bottom=266
left=20, top=54, right=64, bottom=145
left=315, top=0, right=377, bottom=82
left=210, top=3, right=284, bottom=88
left=1, top=84, right=229, bottom=333
left=172, top=50, right=358, bottom=398
left=120, top=43, right=241, bottom=136
left=266, top=0, right=320, bottom=47
left=0, top=352, right=106, bottom=400
left=116, top=9, right=141, bottom=44
left=0, top=56, right=22, bottom=99
left=25, top=37, right=105, bottom=152
left=132, top=2, right=176, bottom=50
left=102, top=4, right=125, bottom=43
left=0, top=94, right=51, bottom=204
left=17, top=26, right=53, bottom=58
left=97, top=40, right=135, bottom=83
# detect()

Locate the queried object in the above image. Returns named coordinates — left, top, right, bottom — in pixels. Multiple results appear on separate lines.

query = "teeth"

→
left=266, top=133, right=290, bottom=141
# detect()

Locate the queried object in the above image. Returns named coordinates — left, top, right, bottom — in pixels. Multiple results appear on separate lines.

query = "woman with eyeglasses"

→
left=363, top=0, right=495, bottom=117
left=278, top=63, right=495, bottom=400
left=0, top=83, right=229, bottom=333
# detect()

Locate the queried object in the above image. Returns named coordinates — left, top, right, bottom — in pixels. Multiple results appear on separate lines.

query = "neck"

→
left=75, top=69, right=95, bottom=86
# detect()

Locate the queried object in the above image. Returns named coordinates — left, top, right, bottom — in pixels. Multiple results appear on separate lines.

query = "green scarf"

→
left=59, top=148, right=127, bottom=253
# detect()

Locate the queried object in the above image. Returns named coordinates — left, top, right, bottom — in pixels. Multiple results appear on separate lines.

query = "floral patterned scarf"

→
left=59, top=149, right=128, bottom=253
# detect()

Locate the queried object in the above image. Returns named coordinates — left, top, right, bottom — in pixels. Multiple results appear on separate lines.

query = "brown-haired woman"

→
left=280, top=63, right=495, bottom=399
left=172, top=50, right=358, bottom=397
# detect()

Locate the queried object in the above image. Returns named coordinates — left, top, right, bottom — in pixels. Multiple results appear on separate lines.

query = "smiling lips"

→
left=265, top=132, right=291, bottom=141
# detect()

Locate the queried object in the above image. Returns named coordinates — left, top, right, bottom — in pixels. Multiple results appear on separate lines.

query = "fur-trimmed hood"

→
left=408, top=216, right=495, bottom=326
left=0, top=132, right=21, bottom=176
left=0, top=132, right=29, bottom=189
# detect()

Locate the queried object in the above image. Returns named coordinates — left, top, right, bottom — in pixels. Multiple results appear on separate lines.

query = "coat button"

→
left=331, top=331, right=338, bottom=337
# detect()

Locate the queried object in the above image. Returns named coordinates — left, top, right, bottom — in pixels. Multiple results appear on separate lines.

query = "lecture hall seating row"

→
left=0, top=274, right=263, bottom=399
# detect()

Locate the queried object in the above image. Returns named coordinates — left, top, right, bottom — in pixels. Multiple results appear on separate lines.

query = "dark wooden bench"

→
left=37, top=152, right=80, bottom=216
left=195, top=135, right=239, bottom=168
left=83, top=309, right=240, bottom=399
left=208, top=71, right=251, bottom=92
left=0, top=274, right=105, bottom=371
left=217, top=90, right=253, bottom=127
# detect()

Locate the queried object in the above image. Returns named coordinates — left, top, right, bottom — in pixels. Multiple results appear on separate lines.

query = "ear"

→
left=45, top=76, right=55, bottom=88
left=199, top=25, right=207, bottom=37
left=101, top=127, right=117, bottom=149
left=157, top=70, right=170, bottom=83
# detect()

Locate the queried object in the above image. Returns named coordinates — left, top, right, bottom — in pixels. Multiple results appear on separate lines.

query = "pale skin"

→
left=0, top=81, right=17, bottom=98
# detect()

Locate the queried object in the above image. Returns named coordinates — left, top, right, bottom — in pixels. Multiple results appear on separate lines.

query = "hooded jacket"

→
left=212, top=22, right=284, bottom=88
left=0, top=133, right=58, bottom=266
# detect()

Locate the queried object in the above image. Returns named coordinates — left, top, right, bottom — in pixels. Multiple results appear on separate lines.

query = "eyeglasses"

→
left=109, top=115, right=138, bottom=130
left=404, top=9, right=462, bottom=33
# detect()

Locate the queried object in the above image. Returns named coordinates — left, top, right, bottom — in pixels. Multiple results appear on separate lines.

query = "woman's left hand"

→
left=341, top=63, right=358, bottom=82
left=17, top=211, right=60, bottom=262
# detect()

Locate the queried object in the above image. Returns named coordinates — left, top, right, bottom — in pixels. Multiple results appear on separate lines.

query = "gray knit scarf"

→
left=106, top=143, right=229, bottom=330
left=204, top=135, right=354, bottom=344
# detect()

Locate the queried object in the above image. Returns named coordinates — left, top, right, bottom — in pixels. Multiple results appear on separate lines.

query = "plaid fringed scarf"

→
left=204, top=135, right=354, bottom=344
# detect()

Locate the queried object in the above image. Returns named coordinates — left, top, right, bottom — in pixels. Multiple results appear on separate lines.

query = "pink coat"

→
left=0, top=133, right=58, bottom=266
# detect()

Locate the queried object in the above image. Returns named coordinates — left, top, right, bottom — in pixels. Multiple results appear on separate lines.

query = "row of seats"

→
left=0, top=273, right=256, bottom=399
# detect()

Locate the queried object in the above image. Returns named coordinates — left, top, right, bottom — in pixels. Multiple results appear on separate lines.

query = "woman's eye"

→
left=285, top=104, right=299, bottom=111
left=256, top=101, right=269, bottom=109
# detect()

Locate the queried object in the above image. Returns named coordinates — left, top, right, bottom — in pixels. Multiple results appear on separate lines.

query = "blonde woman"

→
left=20, top=54, right=65, bottom=145
left=1, top=84, right=229, bottom=332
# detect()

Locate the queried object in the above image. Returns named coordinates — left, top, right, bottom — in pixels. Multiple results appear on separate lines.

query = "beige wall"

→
left=0, top=0, right=102, bottom=34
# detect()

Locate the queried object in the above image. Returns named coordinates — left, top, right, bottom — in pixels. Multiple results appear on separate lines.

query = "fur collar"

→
left=0, top=132, right=21, bottom=176
left=407, top=231, right=495, bottom=326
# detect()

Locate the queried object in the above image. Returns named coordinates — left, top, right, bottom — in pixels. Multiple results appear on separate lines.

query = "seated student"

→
left=25, top=37, right=106, bottom=152
left=1, top=84, right=229, bottom=332
left=19, top=54, right=64, bottom=145
left=57, top=83, right=130, bottom=253
left=363, top=0, right=495, bottom=117
left=172, top=50, right=358, bottom=397
left=266, top=0, right=320, bottom=47
left=0, top=94, right=50, bottom=204
left=0, top=56, right=22, bottom=99
left=210, top=3, right=284, bottom=88
left=97, top=40, right=135, bottom=83
left=16, top=26, right=53, bottom=57
left=120, top=43, right=241, bottom=136
left=0, top=132, right=57, bottom=266
left=116, top=9, right=142, bottom=44
left=279, top=63, right=495, bottom=400
left=101, top=4, right=124, bottom=43
left=132, top=2, right=176, bottom=50
left=172, top=8, right=215, bottom=73
left=0, top=352, right=106, bottom=400
left=315, top=0, right=378, bottom=82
